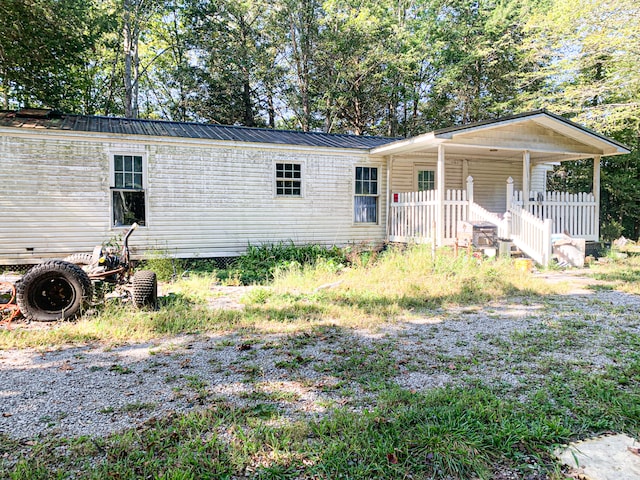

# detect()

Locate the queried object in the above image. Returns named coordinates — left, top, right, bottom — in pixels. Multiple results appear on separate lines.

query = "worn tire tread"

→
left=132, top=270, right=157, bottom=309
left=17, top=260, right=93, bottom=322
left=63, top=253, right=95, bottom=266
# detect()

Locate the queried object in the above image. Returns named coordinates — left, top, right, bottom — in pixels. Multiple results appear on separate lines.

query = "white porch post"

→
left=437, top=144, right=446, bottom=245
left=466, top=175, right=473, bottom=222
left=522, top=150, right=531, bottom=209
left=385, top=155, right=393, bottom=241
left=462, top=159, right=469, bottom=189
left=593, top=155, right=601, bottom=241
left=506, top=177, right=514, bottom=212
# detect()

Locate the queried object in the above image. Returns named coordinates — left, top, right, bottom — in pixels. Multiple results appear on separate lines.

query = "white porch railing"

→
left=468, top=202, right=508, bottom=239
left=508, top=205, right=552, bottom=266
left=388, top=190, right=438, bottom=243
left=511, top=189, right=597, bottom=241
left=443, top=188, right=469, bottom=240
left=388, top=188, right=468, bottom=243
left=388, top=176, right=595, bottom=267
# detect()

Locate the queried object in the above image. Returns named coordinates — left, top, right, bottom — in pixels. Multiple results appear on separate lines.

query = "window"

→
left=354, top=166, right=378, bottom=223
left=112, top=154, right=146, bottom=226
left=417, top=170, right=435, bottom=191
left=276, top=163, right=301, bottom=196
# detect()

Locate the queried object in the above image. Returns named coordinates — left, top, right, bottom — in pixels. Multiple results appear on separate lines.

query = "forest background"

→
left=0, top=0, right=638, bottom=240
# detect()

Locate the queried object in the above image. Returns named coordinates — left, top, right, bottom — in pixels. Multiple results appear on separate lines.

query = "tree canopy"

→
left=0, top=0, right=638, bottom=238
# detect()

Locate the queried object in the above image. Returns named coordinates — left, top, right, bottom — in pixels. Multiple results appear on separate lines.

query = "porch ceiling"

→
left=370, top=110, right=630, bottom=163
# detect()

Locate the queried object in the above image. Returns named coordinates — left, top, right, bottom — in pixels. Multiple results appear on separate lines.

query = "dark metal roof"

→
left=0, top=110, right=398, bottom=150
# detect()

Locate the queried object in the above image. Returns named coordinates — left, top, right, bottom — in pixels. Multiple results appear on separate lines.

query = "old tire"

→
left=132, top=270, right=157, bottom=309
left=17, top=260, right=93, bottom=322
left=63, top=253, right=95, bottom=266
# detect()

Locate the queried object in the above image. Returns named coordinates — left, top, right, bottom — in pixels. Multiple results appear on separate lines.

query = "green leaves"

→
left=518, top=0, right=640, bottom=239
left=0, top=0, right=99, bottom=111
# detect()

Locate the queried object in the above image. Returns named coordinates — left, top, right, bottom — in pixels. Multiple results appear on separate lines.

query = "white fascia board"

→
left=369, top=132, right=442, bottom=156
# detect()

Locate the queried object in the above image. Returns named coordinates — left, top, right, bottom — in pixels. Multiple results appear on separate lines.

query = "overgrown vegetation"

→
left=219, top=242, right=349, bottom=285
left=4, top=246, right=640, bottom=478
left=0, top=245, right=558, bottom=348
left=588, top=254, right=640, bottom=295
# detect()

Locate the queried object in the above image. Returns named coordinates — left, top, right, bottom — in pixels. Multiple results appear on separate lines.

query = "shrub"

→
left=223, top=242, right=348, bottom=284
left=140, top=250, right=184, bottom=282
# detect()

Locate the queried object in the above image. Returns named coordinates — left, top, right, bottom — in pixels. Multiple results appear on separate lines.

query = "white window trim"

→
left=273, top=161, right=304, bottom=197
left=413, top=164, right=437, bottom=191
left=353, top=165, right=380, bottom=225
left=108, top=151, right=148, bottom=229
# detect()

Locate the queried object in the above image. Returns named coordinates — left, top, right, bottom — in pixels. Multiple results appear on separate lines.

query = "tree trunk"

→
left=123, top=0, right=139, bottom=119
left=242, top=78, right=254, bottom=127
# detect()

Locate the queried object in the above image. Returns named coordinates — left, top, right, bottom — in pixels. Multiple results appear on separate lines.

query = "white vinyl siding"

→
left=467, top=160, right=521, bottom=212
left=531, top=164, right=553, bottom=193
left=0, top=132, right=386, bottom=264
left=391, top=157, right=463, bottom=192
left=390, top=156, right=521, bottom=213
left=0, top=137, right=112, bottom=262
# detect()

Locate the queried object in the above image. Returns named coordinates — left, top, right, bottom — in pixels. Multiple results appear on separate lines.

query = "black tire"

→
left=16, top=260, right=93, bottom=322
left=132, top=270, right=157, bottom=309
left=63, top=253, right=95, bottom=266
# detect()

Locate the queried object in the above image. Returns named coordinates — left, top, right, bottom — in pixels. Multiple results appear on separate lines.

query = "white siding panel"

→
left=468, top=160, right=522, bottom=212
left=0, top=136, right=111, bottom=263
left=390, top=156, right=463, bottom=192
left=1, top=133, right=386, bottom=264
left=531, top=164, right=553, bottom=193
left=391, top=159, right=415, bottom=191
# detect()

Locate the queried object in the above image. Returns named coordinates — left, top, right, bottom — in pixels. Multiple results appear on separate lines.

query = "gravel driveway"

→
left=2, top=271, right=639, bottom=441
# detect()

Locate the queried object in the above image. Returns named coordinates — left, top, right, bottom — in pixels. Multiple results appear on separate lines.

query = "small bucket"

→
left=514, top=258, right=533, bottom=273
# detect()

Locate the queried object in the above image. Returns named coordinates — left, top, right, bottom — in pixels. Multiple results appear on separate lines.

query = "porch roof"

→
left=370, top=110, right=631, bottom=163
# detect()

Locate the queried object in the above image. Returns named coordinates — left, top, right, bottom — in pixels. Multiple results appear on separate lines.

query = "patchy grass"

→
left=4, top=247, right=640, bottom=478
left=588, top=254, right=640, bottom=294
left=0, top=246, right=561, bottom=349
left=3, top=365, right=640, bottom=480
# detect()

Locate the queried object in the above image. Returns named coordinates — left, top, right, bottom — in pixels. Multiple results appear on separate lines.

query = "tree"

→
left=0, top=0, right=98, bottom=111
left=518, top=0, right=640, bottom=132
left=184, top=0, right=276, bottom=126
left=275, top=0, right=323, bottom=131
left=519, top=0, right=640, bottom=239
left=135, top=0, right=200, bottom=121
left=415, top=0, right=531, bottom=129
left=316, top=0, right=408, bottom=135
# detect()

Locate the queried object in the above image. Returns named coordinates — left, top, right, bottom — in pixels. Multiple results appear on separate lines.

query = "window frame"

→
left=417, top=169, right=436, bottom=191
left=274, top=161, right=303, bottom=197
left=353, top=165, right=379, bottom=224
left=109, top=152, right=148, bottom=228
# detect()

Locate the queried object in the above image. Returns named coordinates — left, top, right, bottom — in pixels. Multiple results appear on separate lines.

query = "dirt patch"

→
left=206, top=285, right=256, bottom=310
left=534, top=269, right=616, bottom=295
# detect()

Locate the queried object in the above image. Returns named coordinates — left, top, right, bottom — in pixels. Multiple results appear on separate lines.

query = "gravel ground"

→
left=1, top=271, right=640, bottom=442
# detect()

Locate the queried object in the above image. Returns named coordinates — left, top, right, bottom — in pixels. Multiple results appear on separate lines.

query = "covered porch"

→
left=371, top=110, right=630, bottom=265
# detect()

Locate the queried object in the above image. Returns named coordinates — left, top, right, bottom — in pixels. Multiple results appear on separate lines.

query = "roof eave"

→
left=369, top=132, right=443, bottom=156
